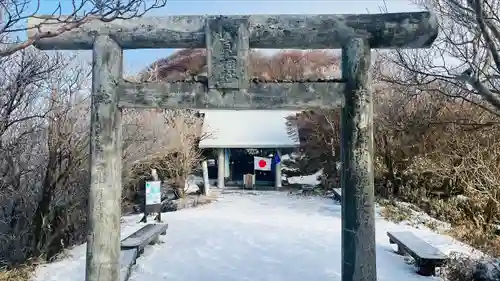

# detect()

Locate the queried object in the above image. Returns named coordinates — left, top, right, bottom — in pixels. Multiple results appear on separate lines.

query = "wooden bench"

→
left=121, top=223, right=168, bottom=255
left=387, top=231, right=448, bottom=276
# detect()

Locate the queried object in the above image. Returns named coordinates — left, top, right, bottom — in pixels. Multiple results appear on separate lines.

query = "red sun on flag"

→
left=254, top=156, right=271, bottom=171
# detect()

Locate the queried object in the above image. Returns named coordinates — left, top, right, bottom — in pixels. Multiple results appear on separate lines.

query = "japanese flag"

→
left=254, top=156, right=271, bottom=171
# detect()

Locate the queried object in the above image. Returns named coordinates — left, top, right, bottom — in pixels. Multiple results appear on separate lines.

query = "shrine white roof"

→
left=198, top=110, right=300, bottom=148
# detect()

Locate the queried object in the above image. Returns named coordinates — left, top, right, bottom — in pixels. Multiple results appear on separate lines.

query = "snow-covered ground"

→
left=33, top=191, right=476, bottom=281
left=287, top=170, right=321, bottom=186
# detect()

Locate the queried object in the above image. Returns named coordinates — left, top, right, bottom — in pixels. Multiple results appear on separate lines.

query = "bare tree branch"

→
left=0, top=0, right=167, bottom=56
left=379, top=0, right=500, bottom=114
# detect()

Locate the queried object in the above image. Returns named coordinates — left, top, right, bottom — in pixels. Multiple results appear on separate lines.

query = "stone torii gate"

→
left=29, top=12, right=437, bottom=281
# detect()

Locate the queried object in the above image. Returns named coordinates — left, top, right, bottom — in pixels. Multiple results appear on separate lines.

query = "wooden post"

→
left=151, top=168, right=159, bottom=181
left=217, top=148, right=225, bottom=189
left=86, top=35, right=123, bottom=281
left=274, top=149, right=282, bottom=190
left=340, top=37, right=376, bottom=281
left=202, top=160, right=210, bottom=195
left=151, top=169, right=162, bottom=222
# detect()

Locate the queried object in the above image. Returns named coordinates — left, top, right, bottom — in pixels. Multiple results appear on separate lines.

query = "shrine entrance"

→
left=29, top=12, right=438, bottom=281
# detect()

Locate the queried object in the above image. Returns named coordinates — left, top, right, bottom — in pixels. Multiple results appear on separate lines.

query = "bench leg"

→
left=395, top=245, right=405, bottom=255
left=390, top=242, right=405, bottom=255
left=154, top=212, right=162, bottom=223
left=417, top=264, right=436, bottom=276
left=137, top=247, right=145, bottom=257
left=150, top=235, right=160, bottom=245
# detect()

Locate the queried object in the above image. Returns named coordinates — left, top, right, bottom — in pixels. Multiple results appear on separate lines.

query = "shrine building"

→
left=198, top=109, right=299, bottom=189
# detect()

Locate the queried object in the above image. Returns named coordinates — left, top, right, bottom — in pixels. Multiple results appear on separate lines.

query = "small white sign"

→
left=145, top=181, right=162, bottom=205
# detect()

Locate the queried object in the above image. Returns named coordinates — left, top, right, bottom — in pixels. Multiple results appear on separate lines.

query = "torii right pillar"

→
left=341, top=37, right=376, bottom=281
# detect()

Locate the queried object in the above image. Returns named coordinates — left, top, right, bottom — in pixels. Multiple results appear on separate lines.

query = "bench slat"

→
left=387, top=231, right=447, bottom=261
left=121, top=223, right=168, bottom=249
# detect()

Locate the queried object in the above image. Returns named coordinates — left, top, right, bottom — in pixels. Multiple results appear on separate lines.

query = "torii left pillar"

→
left=87, top=36, right=123, bottom=281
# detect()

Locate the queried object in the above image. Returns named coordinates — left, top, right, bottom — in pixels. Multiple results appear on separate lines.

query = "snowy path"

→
left=34, top=191, right=474, bottom=281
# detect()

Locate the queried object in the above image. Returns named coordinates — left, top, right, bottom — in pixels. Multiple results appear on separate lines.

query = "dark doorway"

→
left=230, top=149, right=254, bottom=182
left=230, top=148, right=276, bottom=184
left=204, top=148, right=293, bottom=186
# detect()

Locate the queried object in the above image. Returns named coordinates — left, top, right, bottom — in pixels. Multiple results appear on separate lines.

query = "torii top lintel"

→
left=28, top=12, right=438, bottom=50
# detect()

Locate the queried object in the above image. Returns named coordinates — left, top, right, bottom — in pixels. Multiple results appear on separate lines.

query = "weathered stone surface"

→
left=340, top=38, right=376, bottom=281
left=117, top=81, right=344, bottom=109
left=28, top=12, right=438, bottom=50
left=87, top=35, right=123, bottom=281
left=206, top=16, right=249, bottom=90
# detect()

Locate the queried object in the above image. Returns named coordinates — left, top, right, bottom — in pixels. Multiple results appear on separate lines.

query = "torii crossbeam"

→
left=28, top=12, right=438, bottom=281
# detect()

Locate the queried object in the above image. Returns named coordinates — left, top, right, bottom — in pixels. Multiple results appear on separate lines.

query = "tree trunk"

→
left=382, top=135, right=397, bottom=197
left=32, top=152, right=57, bottom=258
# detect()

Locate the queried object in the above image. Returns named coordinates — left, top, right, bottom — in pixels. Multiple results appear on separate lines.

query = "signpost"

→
left=140, top=170, right=162, bottom=223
